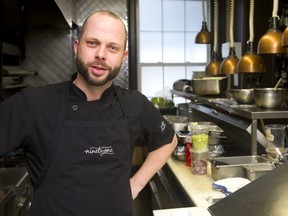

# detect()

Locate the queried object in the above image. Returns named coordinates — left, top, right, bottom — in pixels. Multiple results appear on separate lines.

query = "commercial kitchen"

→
left=1, top=0, right=288, bottom=215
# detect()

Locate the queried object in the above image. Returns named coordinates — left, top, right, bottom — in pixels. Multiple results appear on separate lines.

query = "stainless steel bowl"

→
left=253, top=88, right=288, bottom=109
left=173, top=146, right=186, bottom=161
left=228, top=89, right=255, bottom=104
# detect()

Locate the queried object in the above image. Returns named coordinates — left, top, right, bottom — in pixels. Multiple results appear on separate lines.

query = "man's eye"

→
left=110, top=46, right=119, bottom=52
left=88, top=41, right=97, bottom=46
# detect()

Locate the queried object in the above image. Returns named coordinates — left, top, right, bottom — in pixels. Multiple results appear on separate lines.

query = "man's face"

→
left=74, top=13, right=128, bottom=87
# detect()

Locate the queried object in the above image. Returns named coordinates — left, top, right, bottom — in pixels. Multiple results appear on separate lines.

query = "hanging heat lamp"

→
left=282, top=26, right=288, bottom=47
left=238, top=0, right=266, bottom=73
left=257, top=0, right=287, bottom=54
left=220, top=0, right=239, bottom=75
left=195, top=0, right=213, bottom=44
left=205, top=0, right=221, bottom=76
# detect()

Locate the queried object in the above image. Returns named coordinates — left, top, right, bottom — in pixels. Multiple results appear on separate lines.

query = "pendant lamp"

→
left=238, top=0, right=266, bottom=73
left=195, top=0, right=213, bottom=44
left=282, top=26, right=288, bottom=47
left=205, top=0, right=221, bottom=76
left=257, top=0, right=287, bottom=54
left=220, top=0, right=239, bottom=75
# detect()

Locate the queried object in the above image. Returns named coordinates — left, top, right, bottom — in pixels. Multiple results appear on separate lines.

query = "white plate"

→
left=153, top=207, right=212, bottom=216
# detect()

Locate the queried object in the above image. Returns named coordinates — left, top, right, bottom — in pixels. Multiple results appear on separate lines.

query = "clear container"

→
left=265, top=124, right=287, bottom=158
left=190, top=124, right=209, bottom=152
left=190, top=149, right=208, bottom=175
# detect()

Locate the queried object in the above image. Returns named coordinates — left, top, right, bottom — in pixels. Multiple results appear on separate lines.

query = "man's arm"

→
left=130, top=134, right=178, bottom=199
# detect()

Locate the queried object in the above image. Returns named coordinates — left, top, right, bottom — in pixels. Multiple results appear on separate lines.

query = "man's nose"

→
left=95, top=46, right=106, bottom=60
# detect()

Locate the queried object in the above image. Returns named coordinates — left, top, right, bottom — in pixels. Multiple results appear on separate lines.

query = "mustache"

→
left=88, top=60, right=110, bottom=69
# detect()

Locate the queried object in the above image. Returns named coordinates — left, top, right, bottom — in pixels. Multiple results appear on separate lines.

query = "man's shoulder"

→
left=23, top=81, right=69, bottom=99
left=114, top=85, right=145, bottom=101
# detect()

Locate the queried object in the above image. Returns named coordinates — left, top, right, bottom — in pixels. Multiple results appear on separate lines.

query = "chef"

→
left=0, top=10, right=177, bottom=216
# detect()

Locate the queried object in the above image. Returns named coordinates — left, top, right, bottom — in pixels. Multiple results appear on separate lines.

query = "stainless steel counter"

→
left=208, top=162, right=288, bottom=216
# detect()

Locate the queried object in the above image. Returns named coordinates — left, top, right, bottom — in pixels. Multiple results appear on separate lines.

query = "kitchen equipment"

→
left=177, top=103, right=193, bottom=121
left=253, top=88, right=288, bottom=108
left=173, top=79, right=192, bottom=92
left=208, top=162, right=288, bottom=216
left=227, top=88, right=255, bottom=104
left=190, top=124, right=209, bottom=152
left=172, top=123, right=188, bottom=132
left=175, top=130, right=190, bottom=145
left=190, top=149, right=208, bottom=175
left=0, top=167, right=32, bottom=216
left=173, top=146, right=186, bottom=161
left=265, top=124, right=287, bottom=158
left=192, top=77, right=228, bottom=95
left=244, top=163, right=275, bottom=181
left=163, top=115, right=188, bottom=124
left=210, top=155, right=271, bottom=180
left=274, top=77, right=283, bottom=90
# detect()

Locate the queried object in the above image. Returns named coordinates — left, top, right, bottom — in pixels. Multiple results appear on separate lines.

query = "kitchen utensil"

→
left=192, top=77, right=228, bottom=95
left=274, top=78, right=283, bottom=90
left=212, top=183, right=232, bottom=196
left=227, top=88, right=255, bottom=104
left=173, top=146, right=186, bottom=161
left=253, top=88, right=288, bottom=109
left=265, top=124, right=287, bottom=158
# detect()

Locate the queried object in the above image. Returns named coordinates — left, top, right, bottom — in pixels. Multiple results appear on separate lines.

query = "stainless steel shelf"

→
left=171, top=90, right=288, bottom=155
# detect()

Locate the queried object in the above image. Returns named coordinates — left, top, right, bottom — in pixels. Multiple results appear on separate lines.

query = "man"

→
left=0, top=10, right=177, bottom=215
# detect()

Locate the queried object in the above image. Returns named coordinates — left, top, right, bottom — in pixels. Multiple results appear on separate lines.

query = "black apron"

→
left=28, top=85, right=134, bottom=216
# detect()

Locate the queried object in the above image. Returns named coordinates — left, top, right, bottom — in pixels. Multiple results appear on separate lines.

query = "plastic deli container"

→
left=190, top=125, right=209, bottom=152
left=190, top=149, right=208, bottom=175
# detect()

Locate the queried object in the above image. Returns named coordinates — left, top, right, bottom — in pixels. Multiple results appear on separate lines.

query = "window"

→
left=138, top=0, right=210, bottom=104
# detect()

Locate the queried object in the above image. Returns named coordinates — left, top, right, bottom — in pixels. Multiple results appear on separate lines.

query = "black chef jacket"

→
left=0, top=81, right=175, bottom=186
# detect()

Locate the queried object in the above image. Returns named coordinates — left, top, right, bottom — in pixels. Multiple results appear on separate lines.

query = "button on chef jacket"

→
left=0, top=80, right=175, bottom=216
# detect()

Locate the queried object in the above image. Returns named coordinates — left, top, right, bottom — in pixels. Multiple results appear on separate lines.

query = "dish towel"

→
left=212, top=177, right=251, bottom=196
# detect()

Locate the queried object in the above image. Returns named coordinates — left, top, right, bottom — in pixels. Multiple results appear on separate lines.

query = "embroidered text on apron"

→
left=28, top=85, right=134, bottom=216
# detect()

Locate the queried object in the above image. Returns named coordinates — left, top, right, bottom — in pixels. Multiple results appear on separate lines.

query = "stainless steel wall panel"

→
left=20, top=0, right=128, bottom=88
left=21, top=31, right=73, bottom=87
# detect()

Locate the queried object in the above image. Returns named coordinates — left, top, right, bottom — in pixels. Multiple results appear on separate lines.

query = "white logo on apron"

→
left=84, top=146, right=114, bottom=156
left=161, top=121, right=166, bottom=132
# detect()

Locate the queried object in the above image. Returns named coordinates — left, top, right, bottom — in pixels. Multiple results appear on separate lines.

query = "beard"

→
left=75, top=55, right=121, bottom=87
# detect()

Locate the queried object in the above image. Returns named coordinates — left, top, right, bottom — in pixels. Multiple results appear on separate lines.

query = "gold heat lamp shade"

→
left=238, top=42, right=266, bottom=73
left=258, top=17, right=287, bottom=54
left=220, top=47, right=239, bottom=74
left=205, top=51, right=221, bottom=76
left=195, top=22, right=213, bottom=44
left=282, top=26, right=288, bottom=47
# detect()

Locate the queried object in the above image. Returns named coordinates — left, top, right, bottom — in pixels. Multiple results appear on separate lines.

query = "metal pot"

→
left=228, top=88, right=255, bottom=104
left=253, top=88, right=288, bottom=109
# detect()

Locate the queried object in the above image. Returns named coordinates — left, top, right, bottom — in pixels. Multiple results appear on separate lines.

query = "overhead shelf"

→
left=2, top=65, right=37, bottom=76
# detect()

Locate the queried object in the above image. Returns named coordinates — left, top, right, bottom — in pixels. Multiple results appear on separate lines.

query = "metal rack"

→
left=171, top=90, right=288, bottom=155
